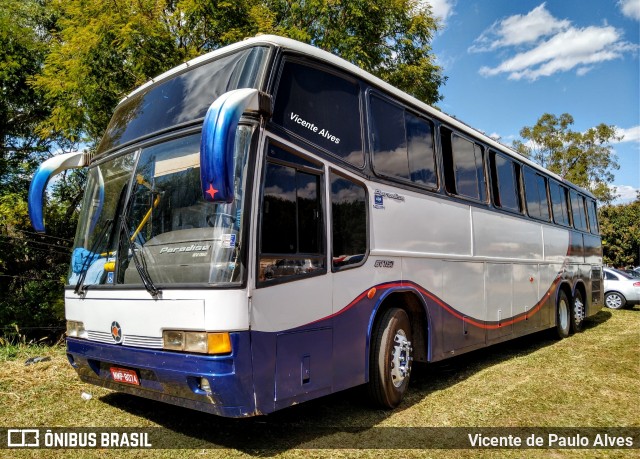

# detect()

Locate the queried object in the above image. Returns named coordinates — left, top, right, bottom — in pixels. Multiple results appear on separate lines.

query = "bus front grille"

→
left=85, top=331, right=163, bottom=349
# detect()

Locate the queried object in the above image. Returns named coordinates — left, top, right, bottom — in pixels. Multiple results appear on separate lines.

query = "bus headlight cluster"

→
left=66, top=320, right=87, bottom=339
left=162, top=330, right=232, bottom=355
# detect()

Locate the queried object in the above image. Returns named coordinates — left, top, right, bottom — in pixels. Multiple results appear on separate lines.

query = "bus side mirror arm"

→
left=28, top=151, right=88, bottom=233
left=200, top=88, right=271, bottom=203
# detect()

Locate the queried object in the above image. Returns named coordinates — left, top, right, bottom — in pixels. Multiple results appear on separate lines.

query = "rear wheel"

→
left=556, top=290, right=571, bottom=339
left=571, top=290, right=585, bottom=333
left=604, top=292, right=626, bottom=310
left=368, top=308, right=413, bottom=408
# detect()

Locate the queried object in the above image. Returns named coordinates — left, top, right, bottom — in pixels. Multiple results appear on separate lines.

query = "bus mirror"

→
left=28, top=151, right=87, bottom=233
left=200, top=88, right=271, bottom=203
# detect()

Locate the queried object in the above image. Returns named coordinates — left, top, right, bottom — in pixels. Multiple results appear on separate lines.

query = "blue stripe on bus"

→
left=67, top=277, right=560, bottom=416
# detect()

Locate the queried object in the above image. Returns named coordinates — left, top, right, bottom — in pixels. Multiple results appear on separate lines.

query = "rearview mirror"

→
left=28, top=151, right=87, bottom=233
left=200, top=88, right=270, bottom=203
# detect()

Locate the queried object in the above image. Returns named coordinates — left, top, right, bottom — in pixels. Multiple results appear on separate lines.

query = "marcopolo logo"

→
left=111, top=321, right=122, bottom=344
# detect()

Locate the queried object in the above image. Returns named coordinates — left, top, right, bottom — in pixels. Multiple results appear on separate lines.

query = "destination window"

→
left=272, top=60, right=363, bottom=166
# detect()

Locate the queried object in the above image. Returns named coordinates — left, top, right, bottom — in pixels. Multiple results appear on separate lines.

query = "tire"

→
left=571, top=290, right=585, bottom=333
left=368, top=308, right=413, bottom=409
left=556, top=290, right=571, bottom=339
left=604, top=292, right=626, bottom=310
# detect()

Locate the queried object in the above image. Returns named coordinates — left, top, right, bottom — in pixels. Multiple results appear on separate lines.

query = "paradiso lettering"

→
left=159, top=244, right=210, bottom=254
left=290, top=113, right=340, bottom=144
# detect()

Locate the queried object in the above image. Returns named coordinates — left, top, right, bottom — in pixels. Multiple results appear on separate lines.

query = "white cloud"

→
left=473, top=3, right=637, bottom=81
left=421, top=0, right=456, bottom=26
left=470, top=3, right=570, bottom=52
left=611, top=184, right=640, bottom=204
left=619, top=0, right=640, bottom=20
left=615, top=125, right=640, bottom=143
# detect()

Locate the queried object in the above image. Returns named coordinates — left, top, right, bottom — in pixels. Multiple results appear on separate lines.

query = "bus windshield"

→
left=68, top=127, right=253, bottom=287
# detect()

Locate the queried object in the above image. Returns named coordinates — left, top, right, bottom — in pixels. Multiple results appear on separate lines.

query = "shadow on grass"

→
left=99, top=310, right=613, bottom=454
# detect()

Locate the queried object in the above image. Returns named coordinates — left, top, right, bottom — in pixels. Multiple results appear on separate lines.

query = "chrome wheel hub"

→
left=391, top=330, right=413, bottom=388
left=574, top=297, right=585, bottom=325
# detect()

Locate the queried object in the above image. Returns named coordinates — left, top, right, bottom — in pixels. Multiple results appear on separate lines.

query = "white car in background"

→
left=603, top=268, right=640, bottom=309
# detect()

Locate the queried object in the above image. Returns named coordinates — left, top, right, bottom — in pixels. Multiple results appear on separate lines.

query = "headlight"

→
left=162, top=330, right=184, bottom=351
left=66, top=320, right=87, bottom=339
left=162, top=331, right=231, bottom=355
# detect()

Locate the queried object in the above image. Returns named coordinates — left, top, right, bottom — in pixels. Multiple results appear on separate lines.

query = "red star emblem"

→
left=206, top=183, right=219, bottom=199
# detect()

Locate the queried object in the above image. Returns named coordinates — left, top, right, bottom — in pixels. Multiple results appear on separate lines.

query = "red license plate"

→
left=110, top=367, right=140, bottom=385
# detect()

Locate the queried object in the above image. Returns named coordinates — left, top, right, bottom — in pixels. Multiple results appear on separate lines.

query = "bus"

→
left=28, top=35, right=603, bottom=417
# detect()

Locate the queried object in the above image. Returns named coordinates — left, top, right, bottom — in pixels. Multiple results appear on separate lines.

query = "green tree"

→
left=0, top=0, right=77, bottom=341
left=33, top=0, right=445, bottom=148
left=1, top=0, right=62, bottom=194
left=263, top=0, right=444, bottom=104
left=599, top=195, right=640, bottom=268
left=512, top=113, right=621, bottom=203
left=0, top=191, right=72, bottom=341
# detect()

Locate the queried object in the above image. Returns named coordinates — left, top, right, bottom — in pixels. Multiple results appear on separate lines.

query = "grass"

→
left=0, top=307, right=638, bottom=458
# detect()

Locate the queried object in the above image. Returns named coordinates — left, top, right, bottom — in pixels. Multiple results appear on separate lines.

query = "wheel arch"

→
left=573, top=280, right=587, bottom=305
left=366, top=288, right=430, bottom=373
left=555, top=280, right=574, bottom=310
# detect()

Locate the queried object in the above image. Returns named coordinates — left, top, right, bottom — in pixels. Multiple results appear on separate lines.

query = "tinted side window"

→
left=259, top=144, right=325, bottom=283
left=549, top=181, right=571, bottom=226
left=524, top=168, right=550, bottom=221
left=370, top=95, right=436, bottom=188
left=272, top=61, right=363, bottom=166
left=406, top=113, right=437, bottom=187
left=489, top=150, right=520, bottom=212
left=587, top=199, right=599, bottom=234
left=331, top=172, right=367, bottom=270
left=570, top=190, right=588, bottom=231
left=370, top=96, right=408, bottom=179
left=448, top=133, right=486, bottom=201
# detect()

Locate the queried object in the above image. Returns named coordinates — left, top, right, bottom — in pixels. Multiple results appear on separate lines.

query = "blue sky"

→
left=425, top=0, right=640, bottom=203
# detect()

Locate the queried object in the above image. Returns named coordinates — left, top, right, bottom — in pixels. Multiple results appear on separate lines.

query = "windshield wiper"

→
left=74, top=219, right=113, bottom=295
left=120, top=217, right=161, bottom=298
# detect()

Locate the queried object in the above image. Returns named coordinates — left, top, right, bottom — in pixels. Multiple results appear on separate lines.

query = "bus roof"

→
left=119, top=34, right=595, bottom=199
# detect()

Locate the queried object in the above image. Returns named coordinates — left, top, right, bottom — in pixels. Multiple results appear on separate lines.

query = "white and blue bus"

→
left=29, top=35, right=603, bottom=417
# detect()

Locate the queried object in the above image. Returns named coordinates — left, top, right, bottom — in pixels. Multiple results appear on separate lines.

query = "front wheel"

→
left=556, top=290, right=571, bottom=339
left=368, top=308, right=413, bottom=409
left=604, top=292, right=626, bottom=310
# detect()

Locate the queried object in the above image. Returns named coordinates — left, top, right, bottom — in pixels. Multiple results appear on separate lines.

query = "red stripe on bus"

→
left=304, top=278, right=560, bottom=331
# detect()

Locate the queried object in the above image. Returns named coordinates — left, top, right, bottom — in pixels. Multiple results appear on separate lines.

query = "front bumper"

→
left=66, top=333, right=256, bottom=418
